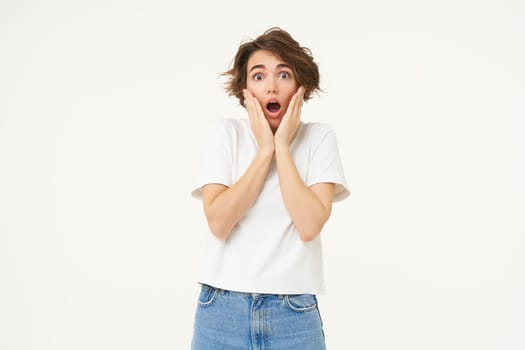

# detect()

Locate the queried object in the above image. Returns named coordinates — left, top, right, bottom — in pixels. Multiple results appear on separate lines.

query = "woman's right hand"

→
left=243, top=89, right=274, bottom=155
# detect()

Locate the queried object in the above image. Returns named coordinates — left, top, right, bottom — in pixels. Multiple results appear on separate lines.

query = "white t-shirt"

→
left=191, top=118, right=349, bottom=295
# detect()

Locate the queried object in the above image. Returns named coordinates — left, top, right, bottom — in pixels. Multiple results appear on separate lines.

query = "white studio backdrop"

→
left=1, top=0, right=524, bottom=349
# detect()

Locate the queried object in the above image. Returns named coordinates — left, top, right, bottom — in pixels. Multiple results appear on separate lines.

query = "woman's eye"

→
left=280, top=72, right=290, bottom=79
left=253, top=73, right=263, bottom=80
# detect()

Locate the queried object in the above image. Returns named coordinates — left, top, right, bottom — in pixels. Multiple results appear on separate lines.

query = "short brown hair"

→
left=223, top=27, right=321, bottom=107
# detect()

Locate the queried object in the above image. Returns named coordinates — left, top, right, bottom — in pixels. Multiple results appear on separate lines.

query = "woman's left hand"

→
left=274, top=86, right=305, bottom=148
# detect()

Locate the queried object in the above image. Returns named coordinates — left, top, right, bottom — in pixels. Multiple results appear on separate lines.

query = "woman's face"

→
left=246, top=49, right=298, bottom=132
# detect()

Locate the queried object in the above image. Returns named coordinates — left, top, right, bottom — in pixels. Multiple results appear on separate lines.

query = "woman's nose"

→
left=266, top=80, right=278, bottom=94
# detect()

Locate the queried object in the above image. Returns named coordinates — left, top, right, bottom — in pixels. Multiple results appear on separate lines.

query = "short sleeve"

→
left=306, top=127, right=350, bottom=202
left=191, top=119, right=234, bottom=200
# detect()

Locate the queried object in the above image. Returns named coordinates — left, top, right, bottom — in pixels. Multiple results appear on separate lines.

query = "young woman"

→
left=191, top=27, right=350, bottom=350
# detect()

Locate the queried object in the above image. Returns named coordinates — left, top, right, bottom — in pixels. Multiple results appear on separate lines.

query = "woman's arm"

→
left=274, top=86, right=334, bottom=242
left=202, top=89, right=275, bottom=240
left=275, top=145, right=335, bottom=242
left=202, top=149, right=273, bottom=240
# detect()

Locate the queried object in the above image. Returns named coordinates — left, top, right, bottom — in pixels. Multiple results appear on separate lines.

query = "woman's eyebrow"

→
left=249, top=64, right=265, bottom=73
left=277, top=63, right=293, bottom=70
left=249, top=63, right=293, bottom=73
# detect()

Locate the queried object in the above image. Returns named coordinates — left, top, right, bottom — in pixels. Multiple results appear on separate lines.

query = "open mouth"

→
left=266, top=102, right=281, bottom=114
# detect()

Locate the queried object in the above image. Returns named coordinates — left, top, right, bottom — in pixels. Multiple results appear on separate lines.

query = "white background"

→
left=1, top=0, right=524, bottom=349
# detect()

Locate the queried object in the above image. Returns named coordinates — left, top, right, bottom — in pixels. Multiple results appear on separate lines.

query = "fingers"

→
left=243, top=90, right=261, bottom=118
left=294, top=86, right=306, bottom=103
left=286, top=86, right=306, bottom=121
left=275, top=86, right=305, bottom=145
left=293, top=86, right=306, bottom=115
left=243, top=89, right=274, bottom=151
left=243, top=89, right=255, bottom=121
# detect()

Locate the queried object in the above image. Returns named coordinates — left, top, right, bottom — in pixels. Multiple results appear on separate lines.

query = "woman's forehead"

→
left=247, top=50, right=289, bottom=70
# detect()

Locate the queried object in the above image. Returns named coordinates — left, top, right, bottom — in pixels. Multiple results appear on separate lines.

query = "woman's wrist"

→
left=274, top=143, right=290, bottom=154
left=257, top=145, right=275, bottom=159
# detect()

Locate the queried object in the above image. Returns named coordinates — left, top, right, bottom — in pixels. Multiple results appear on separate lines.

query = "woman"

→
left=191, top=27, right=350, bottom=349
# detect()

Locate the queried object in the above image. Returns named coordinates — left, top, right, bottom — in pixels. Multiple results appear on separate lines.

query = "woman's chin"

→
left=266, top=117, right=281, bottom=133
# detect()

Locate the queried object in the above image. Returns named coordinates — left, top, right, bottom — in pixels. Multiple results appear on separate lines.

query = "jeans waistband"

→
left=201, top=283, right=291, bottom=299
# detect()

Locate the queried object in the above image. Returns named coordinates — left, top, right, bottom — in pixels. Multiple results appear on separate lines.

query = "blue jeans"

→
left=191, top=284, right=326, bottom=350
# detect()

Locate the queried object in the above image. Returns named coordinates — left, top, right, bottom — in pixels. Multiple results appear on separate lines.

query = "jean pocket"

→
left=284, top=294, right=318, bottom=312
left=197, top=284, right=218, bottom=307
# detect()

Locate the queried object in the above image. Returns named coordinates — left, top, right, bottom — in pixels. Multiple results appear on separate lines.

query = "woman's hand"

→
left=274, top=86, right=305, bottom=148
left=243, top=89, right=274, bottom=155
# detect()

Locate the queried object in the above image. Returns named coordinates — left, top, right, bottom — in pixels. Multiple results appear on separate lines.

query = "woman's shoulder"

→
left=300, top=121, right=336, bottom=137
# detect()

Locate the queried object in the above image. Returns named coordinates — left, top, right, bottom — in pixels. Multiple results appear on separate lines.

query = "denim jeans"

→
left=191, top=284, right=326, bottom=350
